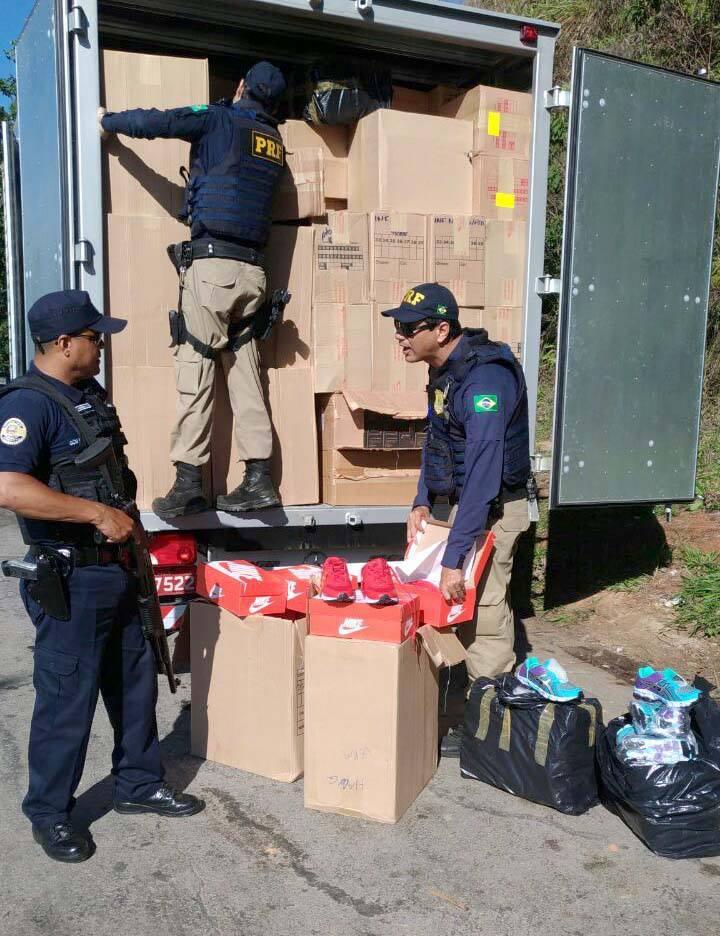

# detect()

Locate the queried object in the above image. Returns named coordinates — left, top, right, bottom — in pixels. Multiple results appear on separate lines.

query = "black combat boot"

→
left=152, top=462, right=209, bottom=519
left=216, top=458, right=281, bottom=513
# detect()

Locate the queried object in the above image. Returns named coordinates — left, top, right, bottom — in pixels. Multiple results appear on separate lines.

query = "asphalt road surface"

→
left=1, top=512, right=718, bottom=936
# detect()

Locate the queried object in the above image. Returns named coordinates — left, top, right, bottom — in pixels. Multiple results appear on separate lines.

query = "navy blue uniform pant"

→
left=20, top=563, right=164, bottom=828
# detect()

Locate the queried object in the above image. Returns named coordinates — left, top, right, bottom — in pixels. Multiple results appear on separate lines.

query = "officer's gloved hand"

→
left=407, top=505, right=431, bottom=544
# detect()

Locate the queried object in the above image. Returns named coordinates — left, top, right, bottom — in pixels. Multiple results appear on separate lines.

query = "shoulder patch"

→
left=251, top=130, right=284, bottom=166
left=0, top=417, right=28, bottom=445
left=473, top=394, right=498, bottom=413
left=190, top=104, right=208, bottom=112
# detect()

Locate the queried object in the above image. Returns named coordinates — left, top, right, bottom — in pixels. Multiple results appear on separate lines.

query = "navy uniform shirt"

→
left=415, top=349, right=523, bottom=570
left=0, top=365, right=88, bottom=542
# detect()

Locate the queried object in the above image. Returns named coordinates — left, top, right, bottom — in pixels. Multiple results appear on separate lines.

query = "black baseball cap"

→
left=28, top=290, right=127, bottom=343
left=382, top=283, right=460, bottom=324
left=244, top=61, right=286, bottom=108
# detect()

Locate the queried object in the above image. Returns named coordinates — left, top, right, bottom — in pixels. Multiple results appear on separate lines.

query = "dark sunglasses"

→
left=393, top=319, right=436, bottom=339
left=71, top=332, right=104, bottom=345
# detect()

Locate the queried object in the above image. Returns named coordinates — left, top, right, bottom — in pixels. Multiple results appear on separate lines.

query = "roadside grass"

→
left=696, top=393, right=720, bottom=511
left=607, top=574, right=652, bottom=593
left=675, top=547, right=720, bottom=638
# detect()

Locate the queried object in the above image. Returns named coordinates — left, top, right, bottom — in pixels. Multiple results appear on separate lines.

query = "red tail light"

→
left=149, top=532, right=197, bottom=568
left=520, top=24, right=538, bottom=44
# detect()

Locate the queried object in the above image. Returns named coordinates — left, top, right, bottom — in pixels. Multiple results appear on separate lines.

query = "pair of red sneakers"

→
left=319, top=556, right=398, bottom=605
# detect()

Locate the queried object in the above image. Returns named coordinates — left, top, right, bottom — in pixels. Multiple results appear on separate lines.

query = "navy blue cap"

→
left=381, top=283, right=460, bottom=324
left=28, top=290, right=127, bottom=343
left=245, top=61, right=286, bottom=108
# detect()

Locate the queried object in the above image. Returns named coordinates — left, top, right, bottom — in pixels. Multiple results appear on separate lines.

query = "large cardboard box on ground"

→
left=313, top=211, right=370, bottom=305
left=472, top=152, right=530, bottom=220
left=273, top=148, right=324, bottom=221
left=280, top=120, right=348, bottom=200
left=371, top=304, right=429, bottom=393
left=190, top=603, right=305, bottom=782
left=440, top=84, right=532, bottom=158
left=369, top=212, right=427, bottom=306
left=348, top=111, right=473, bottom=214
left=211, top=365, right=319, bottom=505
left=426, top=215, right=486, bottom=307
left=262, top=225, right=314, bottom=370
left=102, top=50, right=209, bottom=219
left=319, top=392, right=425, bottom=505
left=313, top=303, right=372, bottom=392
left=304, top=628, right=466, bottom=822
left=484, top=220, right=527, bottom=308
left=103, top=51, right=210, bottom=510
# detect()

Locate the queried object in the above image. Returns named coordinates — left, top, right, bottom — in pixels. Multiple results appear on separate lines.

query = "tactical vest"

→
left=424, top=330, right=530, bottom=499
left=0, top=373, right=135, bottom=546
left=180, top=103, right=285, bottom=246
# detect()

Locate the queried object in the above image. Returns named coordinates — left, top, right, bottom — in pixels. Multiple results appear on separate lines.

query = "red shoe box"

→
left=308, top=593, right=419, bottom=644
left=273, top=565, right=320, bottom=613
left=196, top=560, right=288, bottom=617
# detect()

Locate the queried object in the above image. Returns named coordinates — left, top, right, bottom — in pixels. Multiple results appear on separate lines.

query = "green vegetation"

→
left=676, top=547, right=720, bottom=638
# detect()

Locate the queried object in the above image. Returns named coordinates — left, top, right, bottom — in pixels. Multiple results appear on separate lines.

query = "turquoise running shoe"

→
left=633, top=666, right=701, bottom=708
left=516, top=657, right=582, bottom=702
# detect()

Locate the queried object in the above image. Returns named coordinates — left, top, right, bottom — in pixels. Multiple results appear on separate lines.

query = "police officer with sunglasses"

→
left=383, top=284, right=533, bottom=714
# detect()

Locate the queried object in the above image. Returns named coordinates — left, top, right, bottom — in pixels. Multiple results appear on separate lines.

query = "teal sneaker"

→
left=516, top=657, right=582, bottom=702
left=633, top=667, right=701, bottom=708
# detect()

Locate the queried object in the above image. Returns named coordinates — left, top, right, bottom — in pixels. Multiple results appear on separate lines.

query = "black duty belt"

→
left=167, top=238, right=265, bottom=273
left=502, top=483, right=529, bottom=503
left=29, top=544, right=132, bottom=569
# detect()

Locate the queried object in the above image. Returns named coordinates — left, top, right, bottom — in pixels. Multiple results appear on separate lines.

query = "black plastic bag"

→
left=303, top=61, right=392, bottom=126
left=460, top=674, right=602, bottom=815
left=597, top=715, right=720, bottom=859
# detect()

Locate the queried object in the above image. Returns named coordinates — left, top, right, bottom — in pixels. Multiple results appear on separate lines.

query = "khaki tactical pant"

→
left=451, top=496, right=530, bottom=682
left=169, top=256, right=272, bottom=467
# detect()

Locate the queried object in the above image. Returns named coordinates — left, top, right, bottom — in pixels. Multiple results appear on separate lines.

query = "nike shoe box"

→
left=304, top=626, right=466, bottom=822
left=391, top=520, right=496, bottom=628
left=190, top=602, right=306, bottom=782
left=308, top=592, right=419, bottom=644
left=196, top=560, right=290, bottom=617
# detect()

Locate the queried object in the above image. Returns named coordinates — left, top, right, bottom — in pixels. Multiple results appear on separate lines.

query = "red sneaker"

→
left=319, top=557, right=353, bottom=601
left=360, top=558, right=398, bottom=605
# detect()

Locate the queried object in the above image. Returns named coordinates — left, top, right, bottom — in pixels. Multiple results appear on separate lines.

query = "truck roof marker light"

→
left=520, top=25, right=538, bottom=45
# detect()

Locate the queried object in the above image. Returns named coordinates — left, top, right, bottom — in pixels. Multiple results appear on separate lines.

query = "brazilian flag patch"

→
left=190, top=105, right=209, bottom=112
left=473, top=394, right=498, bottom=413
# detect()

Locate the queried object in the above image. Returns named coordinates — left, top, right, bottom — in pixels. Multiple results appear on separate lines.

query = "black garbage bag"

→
left=460, top=674, right=602, bottom=815
left=303, top=61, right=392, bottom=126
left=597, top=715, right=720, bottom=859
left=691, top=681, right=720, bottom=765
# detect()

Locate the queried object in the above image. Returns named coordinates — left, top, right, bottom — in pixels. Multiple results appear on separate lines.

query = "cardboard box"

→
left=273, top=148, right=324, bottom=221
left=274, top=565, right=320, bottom=613
left=308, top=593, right=419, bottom=643
left=484, top=221, right=527, bottom=308
left=391, top=86, right=433, bottom=114
left=102, top=50, right=209, bottom=219
left=426, top=215, right=486, bottom=307
left=196, top=560, right=288, bottom=617
left=369, top=212, right=427, bottom=306
left=440, top=84, right=532, bottom=158
left=280, top=120, right=348, bottom=199
left=320, top=390, right=426, bottom=451
left=190, top=603, right=305, bottom=782
left=313, top=211, right=370, bottom=305
left=491, top=306, right=524, bottom=357
left=348, top=111, right=473, bottom=214
left=304, top=627, right=466, bottom=822
left=472, top=153, right=530, bottom=220
left=262, top=225, right=314, bottom=369
left=211, top=366, right=319, bottom=505
left=371, top=304, right=429, bottom=393
left=312, top=303, right=372, bottom=392
left=321, top=447, right=421, bottom=506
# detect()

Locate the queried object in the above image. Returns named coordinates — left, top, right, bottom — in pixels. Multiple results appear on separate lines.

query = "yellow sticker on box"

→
left=495, top=192, right=515, bottom=208
left=487, top=111, right=501, bottom=137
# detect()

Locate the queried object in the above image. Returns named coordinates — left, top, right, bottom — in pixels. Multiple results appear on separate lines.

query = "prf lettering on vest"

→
left=252, top=131, right=284, bottom=166
left=403, top=288, right=426, bottom=306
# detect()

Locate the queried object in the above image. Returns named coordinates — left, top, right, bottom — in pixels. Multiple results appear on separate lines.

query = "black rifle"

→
left=75, top=439, right=178, bottom=694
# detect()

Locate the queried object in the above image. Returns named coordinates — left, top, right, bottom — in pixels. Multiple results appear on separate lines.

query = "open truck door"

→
left=549, top=49, right=720, bottom=509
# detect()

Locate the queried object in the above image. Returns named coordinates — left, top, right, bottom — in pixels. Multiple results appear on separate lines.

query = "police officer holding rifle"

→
left=0, top=291, right=203, bottom=864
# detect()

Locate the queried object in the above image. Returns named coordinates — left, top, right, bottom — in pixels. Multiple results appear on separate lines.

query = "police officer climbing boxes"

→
left=0, top=290, right=204, bottom=864
left=384, top=284, right=533, bottom=728
left=100, top=61, right=288, bottom=519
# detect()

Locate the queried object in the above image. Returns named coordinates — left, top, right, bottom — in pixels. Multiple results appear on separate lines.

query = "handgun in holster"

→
left=2, top=549, right=72, bottom=621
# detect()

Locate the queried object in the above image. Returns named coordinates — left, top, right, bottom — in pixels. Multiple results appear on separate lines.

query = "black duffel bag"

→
left=597, top=706, right=720, bottom=859
left=460, top=674, right=602, bottom=815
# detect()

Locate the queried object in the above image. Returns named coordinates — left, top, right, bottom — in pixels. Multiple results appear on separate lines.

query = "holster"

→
left=2, top=548, right=72, bottom=621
